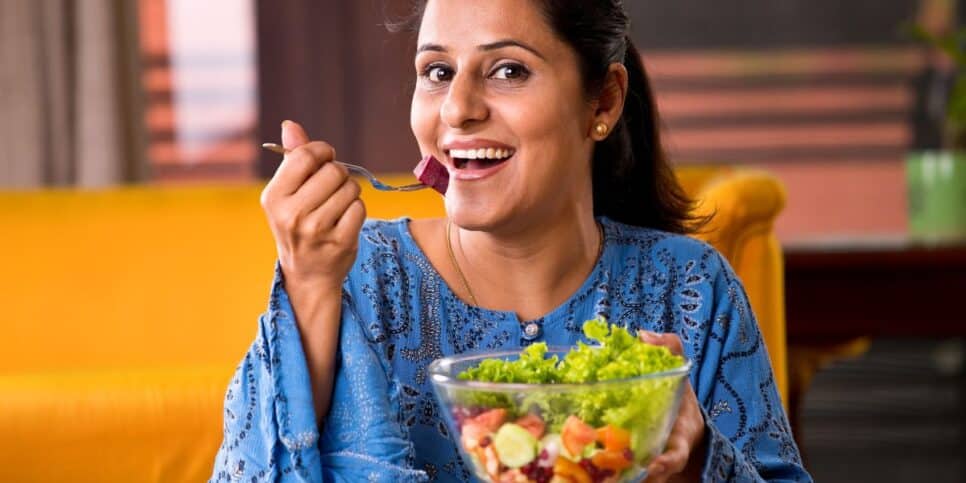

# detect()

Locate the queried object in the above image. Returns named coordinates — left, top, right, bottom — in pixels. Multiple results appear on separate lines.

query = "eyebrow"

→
left=416, top=39, right=546, bottom=60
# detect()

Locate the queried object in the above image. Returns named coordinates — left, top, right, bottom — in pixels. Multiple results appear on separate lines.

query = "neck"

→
left=453, top=207, right=602, bottom=320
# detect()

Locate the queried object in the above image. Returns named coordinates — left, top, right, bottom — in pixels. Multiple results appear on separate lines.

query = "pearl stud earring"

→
left=594, top=122, right=609, bottom=138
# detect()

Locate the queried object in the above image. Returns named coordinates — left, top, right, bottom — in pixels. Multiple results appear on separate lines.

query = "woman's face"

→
left=411, top=0, right=597, bottom=232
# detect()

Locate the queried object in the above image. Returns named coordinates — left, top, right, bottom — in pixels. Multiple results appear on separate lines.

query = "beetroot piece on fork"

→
left=413, top=155, right=449, bottom=195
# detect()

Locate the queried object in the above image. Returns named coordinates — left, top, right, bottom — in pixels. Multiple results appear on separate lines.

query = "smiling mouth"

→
left=447, top=148, right=515, bottom=170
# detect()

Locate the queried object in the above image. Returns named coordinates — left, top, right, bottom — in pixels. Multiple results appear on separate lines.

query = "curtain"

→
left=0, top=0, right=147, bottom=188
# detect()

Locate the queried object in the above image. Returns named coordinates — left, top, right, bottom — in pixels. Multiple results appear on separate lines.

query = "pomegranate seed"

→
left=623, top=448, right=634, bottom=461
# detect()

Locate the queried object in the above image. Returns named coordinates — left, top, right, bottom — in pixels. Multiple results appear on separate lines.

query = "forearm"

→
left=286, top=279, right=342, bottom=426
left=211, top=270, right=325, bottom=482
left=691, top=253, right=811, bottom=482
left=214, top=264, right=422, bottom=482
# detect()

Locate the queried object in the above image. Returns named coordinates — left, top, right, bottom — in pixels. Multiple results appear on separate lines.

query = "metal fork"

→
left=261, top=143, right=427, bottom=192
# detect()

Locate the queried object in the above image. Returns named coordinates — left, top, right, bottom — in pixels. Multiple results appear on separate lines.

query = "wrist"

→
left=283, top=277, right=343, bottom=328
left=284, top=278, right=343, bottom=310
left=279, top=265, right=346, bottom=296
left=284, top=276, right=344, bottom=297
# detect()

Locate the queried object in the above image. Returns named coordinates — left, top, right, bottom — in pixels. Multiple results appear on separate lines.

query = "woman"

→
left=211, top=0, right=811, bottom=481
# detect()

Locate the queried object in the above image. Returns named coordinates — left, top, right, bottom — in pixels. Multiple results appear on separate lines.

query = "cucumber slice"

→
left=493, top=423, right=538, bottom=468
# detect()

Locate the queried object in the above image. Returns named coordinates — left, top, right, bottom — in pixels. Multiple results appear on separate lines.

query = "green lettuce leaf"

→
left=454, top=317, right=686, bottom=454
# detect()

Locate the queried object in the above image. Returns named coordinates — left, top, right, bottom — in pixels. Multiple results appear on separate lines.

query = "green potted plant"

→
left=904, top=18, right=966, bottom=240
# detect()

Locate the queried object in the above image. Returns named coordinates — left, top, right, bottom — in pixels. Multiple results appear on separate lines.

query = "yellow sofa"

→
left=0, top=168, right=787, bottom=482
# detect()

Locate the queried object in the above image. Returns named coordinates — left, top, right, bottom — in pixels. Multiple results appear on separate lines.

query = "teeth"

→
left=448, top=148, right=515, bottom=160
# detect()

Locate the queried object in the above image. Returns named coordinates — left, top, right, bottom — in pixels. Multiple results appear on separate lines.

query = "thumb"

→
left=637, top=330, right=684, bottom=355
left=281, top=120, right=310, bottom=150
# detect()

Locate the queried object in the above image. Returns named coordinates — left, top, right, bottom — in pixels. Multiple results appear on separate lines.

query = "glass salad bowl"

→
left=429, top=347, right=692, bottom=483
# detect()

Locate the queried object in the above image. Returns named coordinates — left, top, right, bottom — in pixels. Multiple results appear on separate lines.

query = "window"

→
left=139, top=0, right=257, bottom=182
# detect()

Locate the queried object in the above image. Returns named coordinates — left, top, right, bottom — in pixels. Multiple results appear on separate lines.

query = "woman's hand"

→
left=261, top=120, right=366, bottom=293
left=261, top=120, right=366, bottom=423
left=638, top=330, right=707, bottom=483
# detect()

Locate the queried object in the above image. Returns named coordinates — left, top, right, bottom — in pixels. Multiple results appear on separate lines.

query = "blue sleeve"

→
left=693, top=254, right=812, bottom=482
left=317, top=290, right=428, bottom=482
left=210, top=264, right=427, bottom=482
left=209, top=264, right=322, bottom=482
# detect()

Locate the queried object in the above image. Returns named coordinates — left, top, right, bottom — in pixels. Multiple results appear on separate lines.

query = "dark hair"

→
left=391, top=0, right=703, bottom=234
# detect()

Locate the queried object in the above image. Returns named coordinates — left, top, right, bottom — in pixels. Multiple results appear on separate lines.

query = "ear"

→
left=589, top=63, right=629, bottom=139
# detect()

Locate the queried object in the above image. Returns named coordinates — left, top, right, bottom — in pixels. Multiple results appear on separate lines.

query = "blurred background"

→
left=1, top=0, right=964, bottom=481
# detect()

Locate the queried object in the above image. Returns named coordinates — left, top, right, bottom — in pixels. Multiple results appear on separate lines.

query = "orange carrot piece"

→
left=553, top=456, right=592, bottom=483
left=595, top=424, right=631, bottom=452
left=591, top=449, right=633, bottom=472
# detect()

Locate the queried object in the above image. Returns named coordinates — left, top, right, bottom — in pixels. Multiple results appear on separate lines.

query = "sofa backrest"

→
left=0, top=171, right=786, bottom=404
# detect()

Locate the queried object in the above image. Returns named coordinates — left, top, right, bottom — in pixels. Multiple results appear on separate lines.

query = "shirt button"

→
left=522, top=322, right=542, bottom=340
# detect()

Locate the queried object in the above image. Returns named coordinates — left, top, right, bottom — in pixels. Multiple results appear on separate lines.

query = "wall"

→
left=255, top=0, right=950, bottom=239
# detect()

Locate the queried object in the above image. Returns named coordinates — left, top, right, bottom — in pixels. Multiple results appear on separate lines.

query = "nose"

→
left=440, top=72, right=488, bottom=129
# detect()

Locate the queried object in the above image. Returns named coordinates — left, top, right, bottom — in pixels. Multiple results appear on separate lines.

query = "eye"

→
left=422, top=63, right=454, bottom=83
left=490, top=62, right=530, bottom=81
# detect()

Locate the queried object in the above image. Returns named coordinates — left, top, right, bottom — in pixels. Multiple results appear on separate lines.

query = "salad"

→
left=447, top=319, right=687, bottom=483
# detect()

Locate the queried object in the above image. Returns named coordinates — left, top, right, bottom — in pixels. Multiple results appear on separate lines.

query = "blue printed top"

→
left=210, top=217, right=812, bottom=482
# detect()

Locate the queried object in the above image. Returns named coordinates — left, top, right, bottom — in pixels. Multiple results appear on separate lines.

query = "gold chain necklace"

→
left=445, top=219, right=605, bottom=308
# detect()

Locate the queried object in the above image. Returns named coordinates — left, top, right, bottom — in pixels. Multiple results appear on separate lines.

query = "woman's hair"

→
left=392, top=0, right=703, bottom=234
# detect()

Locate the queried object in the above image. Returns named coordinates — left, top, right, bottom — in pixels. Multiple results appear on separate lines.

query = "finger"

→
left=645, top=461, right=669, bottom=483
left=271, top=141, right=338, bottom=197
left=654, top=435, right=691, bottom=474
left=307, top=178, right=361, bottom=230
left=281, top=120, right=310, bottom=150
left=646, top=435, right=690, bottom=482
left=291, top=159, right=350, bottom=212
left=638, top=330, right=684, bottom=355
left=638, top=329, right=660, bottom=345
left=332, top=198, right=366, bottom=244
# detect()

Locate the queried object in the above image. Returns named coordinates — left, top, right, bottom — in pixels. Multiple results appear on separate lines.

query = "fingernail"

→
left=281, top=120, right=291, bottom=129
